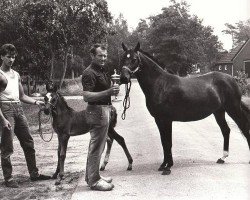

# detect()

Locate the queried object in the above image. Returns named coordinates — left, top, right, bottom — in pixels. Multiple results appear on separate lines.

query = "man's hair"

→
left=90, top=43, right=107, bottom=56
left=0, top=44, right=17, bottom=56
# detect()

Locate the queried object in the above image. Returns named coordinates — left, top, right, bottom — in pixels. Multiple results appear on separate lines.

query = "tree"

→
left=223, top=20, right=250, bottom=48
left=107, top=14, right=130, bottom=74
left=19, top=0, right=112, bottom=88
left=128, top=19, right=150, bottom=50
left=144, top=0, right=222, bottom=76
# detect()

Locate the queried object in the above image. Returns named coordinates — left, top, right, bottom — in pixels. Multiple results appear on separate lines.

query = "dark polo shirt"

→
left=82, top=63, right=111, bottom=105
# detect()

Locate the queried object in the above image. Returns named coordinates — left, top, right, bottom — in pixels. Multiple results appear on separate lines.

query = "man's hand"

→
left=2, top=119, right=11, bottom=130
left=109, top=85, right=120, bottom=96
left=35, top=100, right=45, bottom=106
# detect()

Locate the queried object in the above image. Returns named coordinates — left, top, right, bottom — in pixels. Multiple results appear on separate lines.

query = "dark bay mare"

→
left=43, top=83, right=133, bottom=185
left=120, top=42, right=250, bottom=175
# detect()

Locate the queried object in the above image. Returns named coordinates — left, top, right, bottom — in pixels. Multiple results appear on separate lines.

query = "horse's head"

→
left=44, top=82, right=59, bottom=115
left=46, top=81, right=56, bottom=92
left=120, top=42, right=141, bottom=84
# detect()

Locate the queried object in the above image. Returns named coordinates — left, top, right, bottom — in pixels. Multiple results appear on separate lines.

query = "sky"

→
left=106, top=0, right=250, bottom=51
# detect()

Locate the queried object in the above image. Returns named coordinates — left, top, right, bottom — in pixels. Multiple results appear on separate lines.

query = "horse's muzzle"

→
left=120, top=68, right=131, bottom=84
left=43, top=105, right=50, bottom=115
left=120, top=76, right=129, bottom=84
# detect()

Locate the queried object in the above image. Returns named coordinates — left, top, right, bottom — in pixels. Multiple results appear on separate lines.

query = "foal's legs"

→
left=55, top=134, right=70, bottom=185
left=53, top=144, right=61, bottom=179
left=155, top=118, right=173, bottom=175
left=100, top=127, right=133, bottom=171
left=100, top=136, right=114, bottom=171
left=213, top=110, right=230, bottom=163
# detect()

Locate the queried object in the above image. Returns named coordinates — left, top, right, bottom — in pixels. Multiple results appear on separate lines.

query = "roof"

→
left=217, top=39, right=249, bottom=64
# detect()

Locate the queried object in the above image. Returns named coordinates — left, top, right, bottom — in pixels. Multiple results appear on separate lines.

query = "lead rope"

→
left=38, top=107, right=54, bottom=142
left=121, top=80, right=132, bottom=120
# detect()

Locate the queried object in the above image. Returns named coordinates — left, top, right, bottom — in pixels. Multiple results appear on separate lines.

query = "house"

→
left=214, top=38, right=250, bottom=77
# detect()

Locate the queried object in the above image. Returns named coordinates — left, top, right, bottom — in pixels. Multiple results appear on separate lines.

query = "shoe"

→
left=100, top=175, right=112, bottom=183
left=5, top=180, right=19, bottom=188
left=30, top=174, right=51, bottom=181
left=90, top=179, right=114, bottom=191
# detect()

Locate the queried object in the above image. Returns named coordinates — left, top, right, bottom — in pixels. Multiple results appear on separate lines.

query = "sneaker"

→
left=90, top=179, right=114, bottom=191
left=5, top=180, right=19, bottom=188
left=30, top=174, right=51, bottom=181
left=100, top=176, right=112, bottom=183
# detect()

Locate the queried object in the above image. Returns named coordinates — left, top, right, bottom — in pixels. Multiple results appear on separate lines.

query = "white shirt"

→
left=0, top=69, right=19, bottom=101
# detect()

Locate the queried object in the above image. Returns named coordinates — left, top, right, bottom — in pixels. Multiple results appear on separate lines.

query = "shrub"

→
left=234, top=71, right=248, bottom=95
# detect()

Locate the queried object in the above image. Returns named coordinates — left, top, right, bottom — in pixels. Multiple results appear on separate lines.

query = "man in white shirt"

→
left=0, top=44, right=51, bottom=188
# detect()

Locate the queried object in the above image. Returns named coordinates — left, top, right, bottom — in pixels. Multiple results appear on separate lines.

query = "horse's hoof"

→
left=158, top=166, right=165, bottom=171
left=162, top=168, right=171, bottom=175
left=127, top=166, right=132, bottom=171
left=100, top=166, right=105, bottom=171
left=55, top=180, right=61, bottom=185
left=52, top=174, right=58, bottom=179
left=216, top=158, right=225, bottom=164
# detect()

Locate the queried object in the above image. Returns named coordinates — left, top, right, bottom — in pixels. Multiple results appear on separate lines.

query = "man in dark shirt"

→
left=82, top=43, right=119, bottom=191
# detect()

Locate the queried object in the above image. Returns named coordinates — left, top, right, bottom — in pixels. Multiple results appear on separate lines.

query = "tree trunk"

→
left=59, top=49, right=69, bottom=89
left=27, top=76, right=31, bottom=96
left=71, top=69, right=75, bottom=79
left=50, top=51, right=55, bottom=80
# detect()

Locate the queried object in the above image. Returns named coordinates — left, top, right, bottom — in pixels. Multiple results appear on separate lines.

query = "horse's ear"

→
left=122, top=42, right=128, bottom=51
left=134, top=42, right=140, bottom=52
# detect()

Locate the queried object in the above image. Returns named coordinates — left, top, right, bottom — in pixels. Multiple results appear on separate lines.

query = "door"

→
left=245, top=61, right=250, bottom=77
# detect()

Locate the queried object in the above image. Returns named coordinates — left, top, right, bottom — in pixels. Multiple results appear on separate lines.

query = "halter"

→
left=121, top=52, right=142, bottom=119
left=47, top=92, right=60, bottom=111
left=38, top=107, right=54, bottom=142
left=122, top=51, right=142, bottom=75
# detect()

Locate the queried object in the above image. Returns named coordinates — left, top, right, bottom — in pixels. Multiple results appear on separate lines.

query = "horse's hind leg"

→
left=226, top=105, right=250, bottom=163
left=107, top=127, right=133, bottom=171
left=100, top=136, right=114, bottom=171
left=214, top=110, right=230, bottom=163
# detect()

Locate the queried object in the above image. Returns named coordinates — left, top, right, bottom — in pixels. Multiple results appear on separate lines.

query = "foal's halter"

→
left=37, top=92, right=60, bottom=142
left=38, top=107, right=54, bottom=142
left=47, top=92, right=60, bottom=110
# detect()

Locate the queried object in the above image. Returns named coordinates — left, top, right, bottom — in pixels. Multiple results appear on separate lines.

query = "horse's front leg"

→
left=155, top=118, right=173, bottom=175
left=100, top=136, right=113, bottom=171
left=52, top=141, right=61, bottom=179
left=55, top=134, right=70, bottom=185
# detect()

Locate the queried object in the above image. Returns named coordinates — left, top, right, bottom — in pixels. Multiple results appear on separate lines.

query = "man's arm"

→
left=83, top=88, right=118, bottom=102
left=82, top=70, right=119, bottom=103
left=18, top=75, right=44, bottom=105
left=0, top=73, right=11, bottom=129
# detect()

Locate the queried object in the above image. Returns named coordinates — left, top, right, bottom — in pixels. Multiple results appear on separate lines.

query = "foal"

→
left=43, top=85, right=133, bottom=185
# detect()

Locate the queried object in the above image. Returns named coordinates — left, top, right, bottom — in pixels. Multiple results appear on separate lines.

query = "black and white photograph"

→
left=0, top=0, right=249, bottom=199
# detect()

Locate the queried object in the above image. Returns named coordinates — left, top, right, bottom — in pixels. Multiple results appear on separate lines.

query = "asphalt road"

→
left=71, top=80, right=250, bottom=200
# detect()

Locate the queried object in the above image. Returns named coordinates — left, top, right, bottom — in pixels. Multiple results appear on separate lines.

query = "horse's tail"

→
left=110, top=105, right=117, bottom=128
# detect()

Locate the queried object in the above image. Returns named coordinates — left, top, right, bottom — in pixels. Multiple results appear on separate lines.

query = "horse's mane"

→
left=57, top=92, right=74, bottom=112
left=139, top=49, right=175, bottom=75
left=139, top=50, right=164, bottom=68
